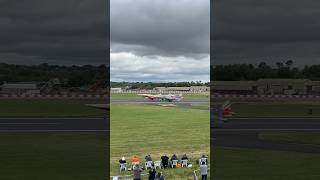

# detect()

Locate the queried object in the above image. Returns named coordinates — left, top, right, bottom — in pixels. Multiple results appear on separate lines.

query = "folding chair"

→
left=119, top=163, right=127, bottom=172
left=181, top=159, right=188, bottom=167
left=199, top=158, right=207, bottom=165
left=145, top=161, right=153, bottom=169
left=171, top=160, right=178, bottom=168
left=154, top=160, right=162, bottom=169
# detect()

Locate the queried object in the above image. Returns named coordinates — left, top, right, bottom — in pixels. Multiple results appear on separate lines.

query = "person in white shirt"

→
left=200, top=161, right=208, bottom=180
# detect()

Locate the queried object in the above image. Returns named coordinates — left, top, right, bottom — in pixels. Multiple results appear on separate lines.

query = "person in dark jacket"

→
left=119, top=157, right=126, bottom=164
left=155, top=172, right=164, bottom=180
left=160, top=155, right=169, bottom=168
left=148, top=167, right=156, bottom=180
left=170, top=154, right=178, bottom=161
left=181, top=154, right=188, bottom=160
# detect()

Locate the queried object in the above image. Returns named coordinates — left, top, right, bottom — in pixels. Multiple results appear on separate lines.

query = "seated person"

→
left=181, top=154, right=188, bottom=160
left=119, top=157, right=126, bottom=164
left=131, top=155, right=140, bottom=166
left=170, top=154, right=178, bottom=161
left=145, top=154, right=153, bottom=162
left=161, top=154, right=169, bottom=168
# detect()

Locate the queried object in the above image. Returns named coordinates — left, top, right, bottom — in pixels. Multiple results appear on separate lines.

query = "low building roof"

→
left=2, top=83, right=37, bottom=89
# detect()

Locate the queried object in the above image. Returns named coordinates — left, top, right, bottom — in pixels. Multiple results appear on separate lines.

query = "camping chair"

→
left=112, top=176, right=119, bottom=180
left=154, top=160, right=162, bottom=169
left=145, top=161, right=153, bottom=169
left=171, top=160, right=178, bottom=168
left=199, top=158, right=207, bottom=165
left=181, top=159, right=188, bottom=167
left=119, top=163, right=127, bottom=172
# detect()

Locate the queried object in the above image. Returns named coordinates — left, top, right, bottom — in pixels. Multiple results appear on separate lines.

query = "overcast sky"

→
left=110, top=0, right=210, bottom=82
left=0, top=0, right=108, bottom=65
left=212, top=0, right=320, bottom=67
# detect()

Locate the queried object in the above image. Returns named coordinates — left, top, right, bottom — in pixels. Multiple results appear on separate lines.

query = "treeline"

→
left=0, top=63, right=108, bottom=87
left=212, top=60, right=320, bottom=81
left=111, top=81, right=209, bottom=89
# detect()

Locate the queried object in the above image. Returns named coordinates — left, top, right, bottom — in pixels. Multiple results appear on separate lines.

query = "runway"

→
left=111, top=98, right=208, bottom=104
left=0, top=117, right=109, bottom=132
left=212, top=118, right=320, bottom=153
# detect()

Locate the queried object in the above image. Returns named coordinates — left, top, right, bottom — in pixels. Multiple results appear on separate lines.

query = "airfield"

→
left=212, top=99, right=320, bottom=180
left=0, top=98, right=109, bottom=180
left=110, top=93, right=210, bottom=179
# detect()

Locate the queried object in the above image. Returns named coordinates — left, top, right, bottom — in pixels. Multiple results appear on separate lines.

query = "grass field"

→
left=111, top=93, right=209, bottom=100
left=212, top=147, right=320, bottom=180
left=110, top=104, right=210, bottom=179
left=0, top=99, right=105, bottom=116
left=0, top=132, right=108, bottom=180
left=258, top=132, right=320, bottom=145
left=212, top=101, right=320, bottom=117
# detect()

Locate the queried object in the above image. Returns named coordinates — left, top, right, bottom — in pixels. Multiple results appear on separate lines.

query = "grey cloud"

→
left=212, top=0, right=320, bottom=66
left=0, top=0, right=108, bottom=65
left=111, top=0, right=210, bottom=57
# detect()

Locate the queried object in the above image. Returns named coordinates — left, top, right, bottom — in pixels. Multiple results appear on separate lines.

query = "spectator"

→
left=131, top=155, right=140, bottom=166
left=161, top=155, right=169, bottom=168
left=181, top=154, right=188, bottom=160
left=133, top=164, right=143, bottom=180
left=145, top=154, right=153, bottom=162
left=148, top=167, right=156, bottom=180
left=200, top=161, right=208, bottom=180
left=119, top=157, right=126, bottom=164
left=155, top=172, right=164, bottom=180
left=170, top=154, right=178, bottom=161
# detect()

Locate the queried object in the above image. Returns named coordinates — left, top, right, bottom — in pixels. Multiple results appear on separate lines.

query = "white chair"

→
left=199, top=158, right=207, bottom=165
left=112, top=176, right=119, bottom=180
left=181, top=159, right=188, bottom=167
left=171, top=160, right=178, bottom=168
left=154, top=160, right=162, bottom=169
left=119, top=163, right=127, bottom=172
left=145, top=161, right=153, bottom=169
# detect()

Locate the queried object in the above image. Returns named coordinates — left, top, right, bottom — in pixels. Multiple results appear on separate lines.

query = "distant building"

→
left=154, top=86, right=210, bottom=92
left=111, top=88, right=123, bottom=93
left=212, top=79, right=320, bottom=95
left=0, top=82, right=40, bottom=95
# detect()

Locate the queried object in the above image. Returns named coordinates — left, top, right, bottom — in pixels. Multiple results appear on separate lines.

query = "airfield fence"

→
left=112, top=90, right=209, bottom=95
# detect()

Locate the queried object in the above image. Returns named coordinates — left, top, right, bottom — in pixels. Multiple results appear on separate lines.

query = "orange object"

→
left=131, top=155, right=140, bottom=165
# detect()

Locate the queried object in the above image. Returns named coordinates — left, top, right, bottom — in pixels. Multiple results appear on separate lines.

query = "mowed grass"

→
left=0, top=99, right=105, bottom=116
left=213, top=147, right=320, bottom=180
left=111, top=93, right=209, bottom=100
left=110, top=104, right=209, bottom=178
left=0, top=132, right=108, bottom=180
left=259, top=132, right=320, bottom=145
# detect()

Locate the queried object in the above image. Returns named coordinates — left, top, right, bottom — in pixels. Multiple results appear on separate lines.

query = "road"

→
left=0, top=117, right=108, bottom=132
left=212, top=118, right=320, bottom=153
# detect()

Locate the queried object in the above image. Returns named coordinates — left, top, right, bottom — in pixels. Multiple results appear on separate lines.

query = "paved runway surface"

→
left=212, top=118, right=320, bottom=153
left=0, top=117, right=108, bottom=132
left=111, top=98, right=208, bottom=104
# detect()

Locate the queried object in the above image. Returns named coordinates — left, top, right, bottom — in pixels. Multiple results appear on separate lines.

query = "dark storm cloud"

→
left=0, top=0, right=108, bottom=65
left=111, top=0, right=210, bottom=57
left=212, top=0, right=320, bottom=66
